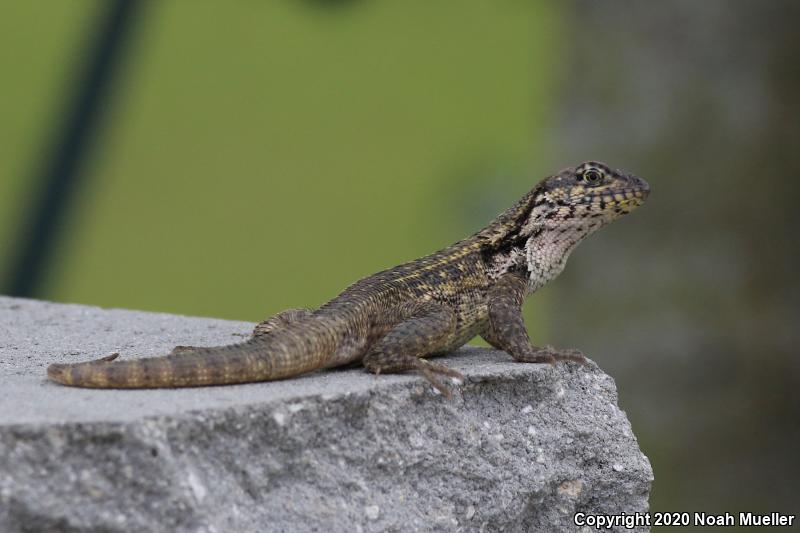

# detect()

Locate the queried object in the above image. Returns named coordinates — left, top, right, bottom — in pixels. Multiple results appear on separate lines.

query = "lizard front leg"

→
left=363, top=301, right=463, bottom=397
left=481, top=272, right=586, bottom=364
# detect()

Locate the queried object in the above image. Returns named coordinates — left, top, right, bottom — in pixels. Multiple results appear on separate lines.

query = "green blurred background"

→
left=1, top=0, right=797, bottom=526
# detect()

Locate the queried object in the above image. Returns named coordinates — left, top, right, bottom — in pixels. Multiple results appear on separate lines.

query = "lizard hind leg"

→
left=165, top=308, right=313, bottom=357
left=252, top=308, right=313, bottom=337
left=363, top=301, right=463, bottom=398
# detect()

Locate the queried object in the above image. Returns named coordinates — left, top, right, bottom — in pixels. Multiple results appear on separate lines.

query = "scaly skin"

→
left=47, top=161, right=649, bottom=396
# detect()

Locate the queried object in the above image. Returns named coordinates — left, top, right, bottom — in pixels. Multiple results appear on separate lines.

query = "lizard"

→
left=47, top=161, right=649, bottom=396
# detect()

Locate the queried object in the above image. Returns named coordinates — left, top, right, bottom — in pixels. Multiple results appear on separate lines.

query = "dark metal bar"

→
left=2, top=0, right=143, bottom=297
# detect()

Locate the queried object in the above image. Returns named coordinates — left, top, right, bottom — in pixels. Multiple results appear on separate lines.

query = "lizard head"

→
left=478, top=160, right=649, bottom=252
left=477, top=161, right=648, bottom=289
left=479, top=161, right=649, bottom=288
left=535, top=161, right=650, bottom=227
left=502, top=161, right=650, bottom=289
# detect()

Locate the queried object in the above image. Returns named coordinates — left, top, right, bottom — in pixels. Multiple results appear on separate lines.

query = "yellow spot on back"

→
left=395, top=242, right=481, bottom=282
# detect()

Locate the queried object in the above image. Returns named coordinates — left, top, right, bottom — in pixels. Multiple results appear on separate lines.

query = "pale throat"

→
left=523, top=222, right=598, bottom=293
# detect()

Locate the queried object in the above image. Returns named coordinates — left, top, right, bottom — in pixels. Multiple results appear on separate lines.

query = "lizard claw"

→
left=415, top=360, right=464, bottom=399
left=169, top=345, right=198, bottom=356
left=552, top=347, right=588, bottom=365
left=514, top=345, right=588, bottom=365
left=540, top=345, right=588, bottom=365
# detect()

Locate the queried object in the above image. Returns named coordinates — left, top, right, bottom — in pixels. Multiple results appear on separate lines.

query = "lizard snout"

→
left=631, top=175, right=650, bottom=199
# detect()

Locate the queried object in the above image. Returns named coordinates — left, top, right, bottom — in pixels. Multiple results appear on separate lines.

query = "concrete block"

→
left=0, top=296, right=652, bottom=532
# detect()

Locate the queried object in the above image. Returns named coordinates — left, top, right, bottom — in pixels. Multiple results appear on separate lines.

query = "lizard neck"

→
left=483, top=215, right=602, bottom=295
left=523, top=223, right=594, bottom=293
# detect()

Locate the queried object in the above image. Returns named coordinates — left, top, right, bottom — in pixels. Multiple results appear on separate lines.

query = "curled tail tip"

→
left=46, top=353, right=120, bottom=386
left=47, top=362, right=72, bottom=385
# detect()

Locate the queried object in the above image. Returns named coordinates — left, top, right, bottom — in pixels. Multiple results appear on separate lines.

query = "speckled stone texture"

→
left=0, top=296, right=652, bottom=532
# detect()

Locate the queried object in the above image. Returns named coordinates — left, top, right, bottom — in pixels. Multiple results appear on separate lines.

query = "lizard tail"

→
left=47, top=327, right=332, bottom=388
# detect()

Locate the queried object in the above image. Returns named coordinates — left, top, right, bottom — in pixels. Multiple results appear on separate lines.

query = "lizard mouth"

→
left=579, top=186, right=649, bottom=212
left=620, top=186, right=649, bottom=206
left=628, top=175, right=651, bottom=202
left=593, top=175, right=650, bottom=214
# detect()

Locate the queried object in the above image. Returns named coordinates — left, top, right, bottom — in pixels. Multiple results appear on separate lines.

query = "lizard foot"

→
left=364, top=354, right=464, bottom=399
left=514, top=345, right=588, bottom=366
left=414, top=359, right=465, bottom=399
left=169, top=345, right=199, bottom=356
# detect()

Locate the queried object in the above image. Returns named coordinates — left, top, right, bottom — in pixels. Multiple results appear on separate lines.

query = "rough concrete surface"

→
left=0, top=296, right=652, bottom=532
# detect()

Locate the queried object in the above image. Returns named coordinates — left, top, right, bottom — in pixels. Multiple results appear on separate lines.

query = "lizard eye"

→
left=582, top=168, right=603, bottom=185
